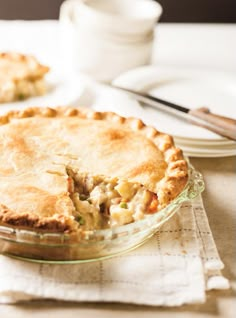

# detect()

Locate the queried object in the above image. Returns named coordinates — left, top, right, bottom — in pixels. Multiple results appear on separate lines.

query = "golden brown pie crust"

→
left=0, top=107, right=188, bottom=232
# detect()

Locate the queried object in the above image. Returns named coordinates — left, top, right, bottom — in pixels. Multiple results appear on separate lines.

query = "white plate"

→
left=0, top=71, right=87, bottom=115
left=178, top=144, right=236, bottom=154
left=174, top=140, right=236, bottom=151
left=185, top=151, right=236, bottom=158
left=113, top=65, right=236, bottom=141
left=91, top=82, right=145, bottom=118
left=174, top=136, right=236, bottom=146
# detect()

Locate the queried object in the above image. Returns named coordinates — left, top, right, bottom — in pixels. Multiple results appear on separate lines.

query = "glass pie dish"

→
left=0, top=166, right=204, bottom=264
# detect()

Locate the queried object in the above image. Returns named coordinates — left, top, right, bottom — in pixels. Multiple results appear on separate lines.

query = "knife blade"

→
left=111, top=84, right=236, bottom=141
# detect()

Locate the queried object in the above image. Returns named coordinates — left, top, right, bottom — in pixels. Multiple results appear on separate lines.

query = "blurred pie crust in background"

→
left=0, top=52, right=49, bottom=103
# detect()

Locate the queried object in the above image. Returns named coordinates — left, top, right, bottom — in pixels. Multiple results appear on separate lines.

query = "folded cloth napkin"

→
left=0, top=195, right=229, bottom=306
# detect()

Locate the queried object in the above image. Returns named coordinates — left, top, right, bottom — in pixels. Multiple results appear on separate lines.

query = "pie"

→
left=0, top=107, right=188, bottom=233
left=0, top=52, right=49, bottom=103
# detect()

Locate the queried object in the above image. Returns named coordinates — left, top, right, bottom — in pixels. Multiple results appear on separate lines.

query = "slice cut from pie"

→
left=0, top=107, right=188, bottom=232
left=0, top=52, right=49, bottom=103
left=67, top=168, right=161, bottom=229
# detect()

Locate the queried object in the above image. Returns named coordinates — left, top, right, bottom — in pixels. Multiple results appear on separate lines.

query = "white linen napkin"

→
left=0, top=195, right=229, bottom=306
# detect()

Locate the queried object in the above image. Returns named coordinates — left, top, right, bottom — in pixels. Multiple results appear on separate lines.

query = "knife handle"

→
left=189, top=107, right=236, bottom=141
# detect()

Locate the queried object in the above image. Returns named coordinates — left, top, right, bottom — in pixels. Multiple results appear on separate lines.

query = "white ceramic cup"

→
left=60, top=0, right=162, bottom=82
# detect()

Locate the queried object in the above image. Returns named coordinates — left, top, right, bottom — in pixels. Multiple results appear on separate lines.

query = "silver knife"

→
left=111, top=84, right=236, bottom=141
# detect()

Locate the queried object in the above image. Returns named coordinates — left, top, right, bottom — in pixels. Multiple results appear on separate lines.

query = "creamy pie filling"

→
left=66, top=168, right=159, bottom=230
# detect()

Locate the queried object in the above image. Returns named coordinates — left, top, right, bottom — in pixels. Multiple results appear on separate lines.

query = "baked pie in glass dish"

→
left=0, top=107, right=204, bottom=263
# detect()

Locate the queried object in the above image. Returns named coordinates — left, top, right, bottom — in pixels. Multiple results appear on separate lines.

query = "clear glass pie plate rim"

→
left=0, top=164, right=205, bottom=263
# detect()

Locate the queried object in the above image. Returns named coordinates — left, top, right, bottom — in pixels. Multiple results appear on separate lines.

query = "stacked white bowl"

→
left=59, top=0, right=162, bottom=82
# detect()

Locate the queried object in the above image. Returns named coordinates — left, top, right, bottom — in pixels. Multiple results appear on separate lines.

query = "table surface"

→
left=0, top=21, right=235, bottom=318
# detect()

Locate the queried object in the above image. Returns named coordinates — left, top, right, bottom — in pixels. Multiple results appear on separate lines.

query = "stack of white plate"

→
left=173, top=136, right=236, bottom=158
left=113, top=65, right=236, bottom=157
